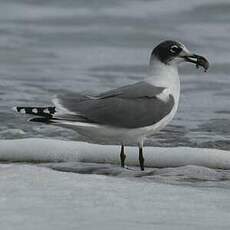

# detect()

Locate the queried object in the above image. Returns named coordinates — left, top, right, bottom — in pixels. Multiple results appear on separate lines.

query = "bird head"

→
left=150, top=40, right=209, bottom=72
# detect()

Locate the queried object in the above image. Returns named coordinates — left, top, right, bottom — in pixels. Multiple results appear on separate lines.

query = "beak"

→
left=180, top=50, right=209, bottom=72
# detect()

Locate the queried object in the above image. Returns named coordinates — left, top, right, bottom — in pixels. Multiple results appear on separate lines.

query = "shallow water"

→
left=0, top=0, right=230, bottom=229
left=0, top=0, right=230, bottom=148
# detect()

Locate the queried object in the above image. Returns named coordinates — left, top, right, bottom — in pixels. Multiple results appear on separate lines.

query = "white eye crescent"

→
left=170, top=45, right=180, bottom=54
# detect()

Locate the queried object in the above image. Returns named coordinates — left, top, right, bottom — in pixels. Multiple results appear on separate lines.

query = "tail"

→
left=16, top=106, right=56, bottom=122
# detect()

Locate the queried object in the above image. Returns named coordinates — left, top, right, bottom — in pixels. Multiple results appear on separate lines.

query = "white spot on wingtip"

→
left=44, top=108, right=49, bottom=113
left=32, top=108, right=37, bottom=113
left=20, top=109, right=26, bottom=114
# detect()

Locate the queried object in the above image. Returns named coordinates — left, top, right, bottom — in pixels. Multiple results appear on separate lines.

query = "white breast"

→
left=137, top=59, right=181, bottom=137
left=146, top=58, right=180, bottom=103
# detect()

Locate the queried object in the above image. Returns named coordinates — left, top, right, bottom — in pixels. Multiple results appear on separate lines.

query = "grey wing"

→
left=56, top=82, right=175, bottom=129
left=97, top=81, right=165, bottom=99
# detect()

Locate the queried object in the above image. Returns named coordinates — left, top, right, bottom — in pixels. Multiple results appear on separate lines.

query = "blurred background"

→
left=1, top=2, right=230, bottom=230
left=0, top=0, right=230, bottom=149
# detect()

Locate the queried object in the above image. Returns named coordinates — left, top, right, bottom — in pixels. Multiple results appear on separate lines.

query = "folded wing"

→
left=55, top=81, right=175, bottom=129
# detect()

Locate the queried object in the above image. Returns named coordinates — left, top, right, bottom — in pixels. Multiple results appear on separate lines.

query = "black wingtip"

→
left=16, top=107, right=22, bottom=112
left=15, top=106, right=56, bottom=119
left=29, top=117, right=51, bottom=123
left=47, top=107, right=56, bottom=114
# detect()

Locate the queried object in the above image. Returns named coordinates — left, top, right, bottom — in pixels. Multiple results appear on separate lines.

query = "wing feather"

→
left=56, top=82, right=175, bottom=128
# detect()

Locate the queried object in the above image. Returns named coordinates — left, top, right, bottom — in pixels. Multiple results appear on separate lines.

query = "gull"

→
left=16, top=40, right=209, bottom=170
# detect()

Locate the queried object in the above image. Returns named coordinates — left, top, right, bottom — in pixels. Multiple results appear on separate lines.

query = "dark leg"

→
left=139, top=146, right=144, bottom=171
left=120, top=144, right=126, bottom=168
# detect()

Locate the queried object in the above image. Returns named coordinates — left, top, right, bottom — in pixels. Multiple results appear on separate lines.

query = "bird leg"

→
left=120, top=144, right=126, bottom=168
left=139, top=146, right=144, bottom=171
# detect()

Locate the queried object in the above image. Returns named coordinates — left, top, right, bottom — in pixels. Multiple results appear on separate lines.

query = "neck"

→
left=149, top=57, right=178, bottom=80
left=145, top=57, right=180, bottom=102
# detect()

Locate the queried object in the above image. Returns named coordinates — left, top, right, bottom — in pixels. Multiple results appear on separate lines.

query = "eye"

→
left=169, top=45, right=182, bottom=54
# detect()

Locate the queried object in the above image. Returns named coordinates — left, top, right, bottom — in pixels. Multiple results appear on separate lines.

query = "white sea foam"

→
left=0, top=138, right=230, bottom=170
